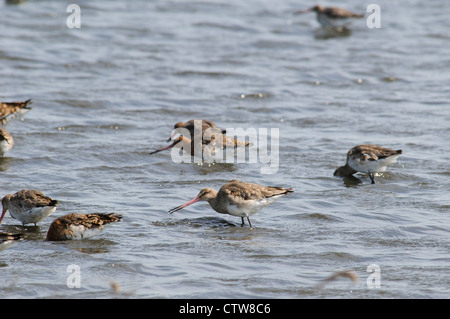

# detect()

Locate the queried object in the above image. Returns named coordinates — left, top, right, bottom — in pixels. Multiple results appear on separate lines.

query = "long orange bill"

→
left=149, top=140, right=178, bottom=155
left=168, top=197, right=200, bottom=214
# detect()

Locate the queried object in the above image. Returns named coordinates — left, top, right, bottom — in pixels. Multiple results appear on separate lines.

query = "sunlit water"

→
left=0, top=0, right=449, bottom=298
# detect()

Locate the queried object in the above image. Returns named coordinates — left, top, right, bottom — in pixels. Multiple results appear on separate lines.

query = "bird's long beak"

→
left=149, top=140, right=179, bottom=155
left=0, top=207, right=7, bottom=224
left=168, top=197, right=200, bottom=214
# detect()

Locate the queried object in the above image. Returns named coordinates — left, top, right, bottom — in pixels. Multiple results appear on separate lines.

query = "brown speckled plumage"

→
left=1, top=190, right=58, bottom=225
left=0, top=99, right=33, bottom=125
left=46, top=213, right=122, bottom=241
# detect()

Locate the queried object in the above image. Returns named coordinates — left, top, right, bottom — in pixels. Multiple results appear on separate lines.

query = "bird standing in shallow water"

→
left=150, top=119, right=250, bottom=162
left=1, top=190, right=58, bottom=225
left=46, top=213, right=123, bottom=241
left=334, top=145, right=402, bottom=184
left=168, top=179, right=293, bottom=228
left=296, top=5, right=364, bottom=28
left=0, top=128, right=14, bottom=157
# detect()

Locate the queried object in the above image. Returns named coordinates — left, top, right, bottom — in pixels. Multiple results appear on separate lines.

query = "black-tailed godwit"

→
left=168, top=179, right=293, bottom=228
left=1, top=190, right=58, bottom=225
left=45, top=213, right=122, bottom=241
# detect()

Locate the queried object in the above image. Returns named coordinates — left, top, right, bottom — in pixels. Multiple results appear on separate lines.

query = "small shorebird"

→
left=168, top=179, right=293, bottom=228
left=1, top=190, right=58, bottom=225
left=168, top=119, right=226, bottom=142
left=334, top=145, right=402, bottom=184
left=0, top=99, right=33, bottom=126
left=0, top=128, right=14, bottom=157
left=45, top=213, right=122, bottom=241
left=0, top=232, right=25, bottom=252
left=296, top=5, right=364, bottom=28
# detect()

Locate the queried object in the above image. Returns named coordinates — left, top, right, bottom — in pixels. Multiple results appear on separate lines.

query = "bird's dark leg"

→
left=241, top=217, right=245, bottom=227
left=369, top=173, right=375, bottom=184
left=247, top=217, right=253, bottom=229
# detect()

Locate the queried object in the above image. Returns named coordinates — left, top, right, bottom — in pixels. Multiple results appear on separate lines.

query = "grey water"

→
left=0, top=0, right=449, bottom=298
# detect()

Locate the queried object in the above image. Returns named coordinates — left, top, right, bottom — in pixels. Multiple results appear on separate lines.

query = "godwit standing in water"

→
left=334, top=145, right=402, bottom=184
left=1, top=190, right=58, bottom=225
left=168, top=119, right=226, bottom=141
left=168, top=179, right=293, bottom=228
left=0, top=128, right=14, bottom=157
left=0, top=232, right=25, bottom=252
left=45, top=213, right=122, bottom=241
left=166, top=119, right=250, bottom=148
left=0, top=99, right=33, bottom=126
left=150, top=132, right=250, bottom=164
left=296, top=5, right=364, bottom=28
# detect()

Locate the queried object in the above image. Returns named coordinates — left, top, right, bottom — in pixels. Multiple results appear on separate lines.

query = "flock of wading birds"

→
left=1, top=6, right=399, bottom=250
left=1, top=101, right=402, bottom=247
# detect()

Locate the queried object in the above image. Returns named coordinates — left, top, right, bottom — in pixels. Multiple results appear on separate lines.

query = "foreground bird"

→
left=334, top=145, right=402, bottom=184
left=0, top=99, right=33, bottom=126
left=0, top=128, right=14, bottom=157
left=296, top=5, right=364, bottom=28
left=1, top=190, right=58, bottom=225
left=0, top=232, right=25, bottom=252
left=45, top=213, right=122, bottom=241
left=168, top=180, right=293, bottom=228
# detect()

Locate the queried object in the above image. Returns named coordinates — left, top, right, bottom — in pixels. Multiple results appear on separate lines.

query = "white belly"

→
left=65, top=225, right=103, bottom=240
left=348, top=154, right=401, bottom=173
left=0, top=140, right=13, bottom=155
left=9, top=206, right=57, bottom=225
left=224, top=196, right=282, bottom=217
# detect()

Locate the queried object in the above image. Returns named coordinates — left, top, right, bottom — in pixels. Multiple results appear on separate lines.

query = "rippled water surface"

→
left=1, top=0, right=449, bottom=298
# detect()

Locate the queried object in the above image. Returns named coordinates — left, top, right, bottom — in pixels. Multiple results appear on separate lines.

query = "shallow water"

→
left=0, top=0, right=449, bottom=298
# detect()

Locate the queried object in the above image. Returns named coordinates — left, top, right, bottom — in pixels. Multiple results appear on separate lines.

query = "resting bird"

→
left=46, top=213, right=122, bottom=241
